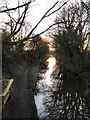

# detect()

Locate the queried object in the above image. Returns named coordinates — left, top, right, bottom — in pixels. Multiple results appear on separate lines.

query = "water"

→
left=35, top=56, right=57, bottom=119
left=35, top=56, right=90, bottom=120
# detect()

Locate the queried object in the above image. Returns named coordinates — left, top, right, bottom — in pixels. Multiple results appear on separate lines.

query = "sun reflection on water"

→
left=46, top=56, right=56, bottom=69
left=35, top=56, right=57, bottom=117
left=45, top=56, right=57, bottom=84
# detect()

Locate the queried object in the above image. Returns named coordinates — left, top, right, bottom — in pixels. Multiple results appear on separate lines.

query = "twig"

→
left=0, top=0, right=34, bottom=13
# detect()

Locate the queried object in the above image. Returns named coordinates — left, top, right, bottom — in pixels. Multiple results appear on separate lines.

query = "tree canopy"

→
left=49, top=1, right=90, bottom=73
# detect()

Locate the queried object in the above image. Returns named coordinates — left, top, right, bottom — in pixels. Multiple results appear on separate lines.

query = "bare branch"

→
left=26, top=1, right=58, bottom=37
left=21, top=22, right=63, bottom=43
left=12, top=10, right=25, bottom=34
left=81, top=1, right=90, bottom=11
left=26, top=1, right=69, bottom=37
left=0, top=0, right=34, bottom=13
left=2, top=0, right=69, bottom=47
left=12, top=3, right=29, bottom=36
left=45, top=0, right=69, bottom=17
left=6, top=12, right=16, bottom=23
left=2, top=21, right=63, bottom=47
left=34, top=22, right=64, bottom=37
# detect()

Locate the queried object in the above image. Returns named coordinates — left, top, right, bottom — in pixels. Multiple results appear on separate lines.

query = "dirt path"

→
left=2, top=66, right=39, bottom=119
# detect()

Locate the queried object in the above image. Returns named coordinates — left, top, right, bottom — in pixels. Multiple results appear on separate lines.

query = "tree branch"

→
left=45, top=0, right=69, bottom=17
left=0, top=0, right=34, bottom=13
left=26, top=1, right=58, bottom=37
left=12, top=3, right=29, bottom=36
left=81, top=1, right=90, bottom=11
left=6, top=11, right=17, bottom=23
left=2, top=0, right=69, bottom=46
left=34, top=22, right=64, bottom=36
left=26, top=1, right=69, bottom=38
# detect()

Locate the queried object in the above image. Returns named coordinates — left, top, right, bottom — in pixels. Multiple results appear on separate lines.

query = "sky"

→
left=0, top=0, right=83, bottom=35
left=22, top=0, right=82, bottom=34
left=0, top=0, right=59, bottom=34
left=27, top=0, right=58, bottom=34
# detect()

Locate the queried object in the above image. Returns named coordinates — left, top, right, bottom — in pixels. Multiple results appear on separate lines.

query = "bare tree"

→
left=1, top=0, right=69, bottom=46
left=49, top=2, right=89, bottom=73
left=0, top=0, right=35, bottom=13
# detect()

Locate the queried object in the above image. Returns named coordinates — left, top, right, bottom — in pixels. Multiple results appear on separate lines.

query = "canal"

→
left=35, top=45, right=90, bottom=120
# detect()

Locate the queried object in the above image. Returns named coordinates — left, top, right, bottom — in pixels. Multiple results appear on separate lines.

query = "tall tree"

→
left=1, top=0, right=69, bottom=74
left=1, top=0, right=69, bottom=46
left=50, top=2, right=89, bottom=73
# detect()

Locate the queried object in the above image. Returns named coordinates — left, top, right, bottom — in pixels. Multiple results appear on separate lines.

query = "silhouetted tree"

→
left=50, top=2, right=90, bottom=73
left=1, top=0, right=69, bottom=76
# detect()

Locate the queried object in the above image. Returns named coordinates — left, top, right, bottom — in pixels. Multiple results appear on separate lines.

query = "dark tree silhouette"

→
left=49, top=2, right=90, bottom=73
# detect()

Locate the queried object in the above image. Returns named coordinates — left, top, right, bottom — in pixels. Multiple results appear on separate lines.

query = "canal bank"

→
left=2, top=63, right=39, bottom=119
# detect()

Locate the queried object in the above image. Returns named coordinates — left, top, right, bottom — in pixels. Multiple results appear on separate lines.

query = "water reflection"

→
left=35, top=56, right=90, bottom=120
left=45, top=56, right=57, bottom=85
left=43, top=76, right=89, bottom=120
left=35, top=56, right=57, bottom=119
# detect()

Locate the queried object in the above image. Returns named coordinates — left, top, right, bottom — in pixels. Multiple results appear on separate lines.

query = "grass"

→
left=0, top=79, right=14, bottom=97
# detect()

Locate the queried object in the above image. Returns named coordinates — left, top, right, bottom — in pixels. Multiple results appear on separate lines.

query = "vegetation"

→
left=46, top=2, right=90, bottom=119
left=49, top=1, right=90, bottom=75
left=0, top=0, right=68, bottom=78
left=1, top=0, right=90, bottom=119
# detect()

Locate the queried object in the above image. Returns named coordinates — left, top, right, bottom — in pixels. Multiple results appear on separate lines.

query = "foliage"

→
left=2, top=30, right=12, bottom=69
left=50, top=2, right=90, bottom=73
left=43, top=75, right=89, bottom=120
left=35, top=40, right=49, bottom=58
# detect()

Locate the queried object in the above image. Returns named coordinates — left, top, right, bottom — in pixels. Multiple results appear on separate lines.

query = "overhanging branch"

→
left=26, top=0, right=69, bottom=37
left=45, top=0, right=69, bottom=17
left=0, top=0, right=34, bottom=13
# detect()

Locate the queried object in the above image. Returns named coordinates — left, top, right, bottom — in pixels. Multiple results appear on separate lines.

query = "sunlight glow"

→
left=45, top=56, right=57, bottom=84
left=46, top=56, right=56, bottom=70
left=49, top=47, right=55, bottom=52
